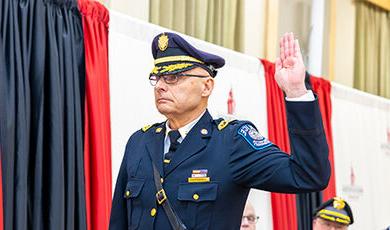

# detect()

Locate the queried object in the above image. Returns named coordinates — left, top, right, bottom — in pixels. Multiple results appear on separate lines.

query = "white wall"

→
left=332, top=83, right=390, bottom=229
left=108, top=0, right=149, bottom=21
left=244, top=0, right=265, bottom=57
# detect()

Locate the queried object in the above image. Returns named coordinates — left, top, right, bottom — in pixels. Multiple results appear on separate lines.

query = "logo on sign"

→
left=380, top=128, right=390, bottom=156
left=341, top=165, right=363, bottom=200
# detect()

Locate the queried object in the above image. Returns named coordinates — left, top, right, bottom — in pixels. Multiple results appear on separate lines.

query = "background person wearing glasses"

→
left=241, top=202, right=259, bottom=230
left=109, top=32, right=330, bottom=230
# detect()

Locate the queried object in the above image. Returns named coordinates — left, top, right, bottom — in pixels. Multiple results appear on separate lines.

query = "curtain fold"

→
left=0, top=156, right=2, bottom=230
left=78, top=1, right=112, bottom=230
left=296, top=192, right=322, bottom=230
left=261, top=59, right=298, bottom=230
left=354, top=1, right=390, bottom=98
left=0, top=0, right=87, bottom=229
left=0, top=36, right=5, bottom=230
left=149, top=0, right=244, bottom=52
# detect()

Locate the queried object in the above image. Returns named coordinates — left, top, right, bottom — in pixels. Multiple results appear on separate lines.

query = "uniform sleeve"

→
left=109, top=141, right=130, bottom=229
left=228, top=98, right=330, bottom=193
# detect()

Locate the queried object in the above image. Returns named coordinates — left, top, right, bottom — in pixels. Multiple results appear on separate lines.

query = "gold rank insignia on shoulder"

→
left=158, top=34, right=169, bottom=51
left=333, top=197, right=346, bottom=210
left=218, top=119, right=235, bottom=130
left=141, top=124, right=153, bottom=132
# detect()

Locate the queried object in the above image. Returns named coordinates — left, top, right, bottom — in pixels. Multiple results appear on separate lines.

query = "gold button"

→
left=125, top=190, right=131, bottom=198
left=193, top=194, right=199, bottom=200
left=156, top=127, right=163, bottom=133
left=160, top=178, right=164, bottom=183
left=150, top=208, right=157, bottom=217
left=201, top=129, right=208, bottom=135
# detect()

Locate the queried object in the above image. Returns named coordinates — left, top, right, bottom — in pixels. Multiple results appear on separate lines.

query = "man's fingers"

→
left=294, top=39, right=303, bottom=60
left=280, top=32, right=301, bottom=62
left=284, top=40, right=289, bottom=59
left=288, top=32, right=294, bottom=57
left=281, top=32, right=295, bottom=59
left=275, top=57, right=282, bottom=71
left=280, top=33, right=288, bottom=61
left=280, top=39, right=286, bottom=61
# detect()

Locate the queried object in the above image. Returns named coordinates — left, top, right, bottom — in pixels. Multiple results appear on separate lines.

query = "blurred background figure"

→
left=312, top=197, right=353, bottom=230
left=241, top=201, right=259, bottom=230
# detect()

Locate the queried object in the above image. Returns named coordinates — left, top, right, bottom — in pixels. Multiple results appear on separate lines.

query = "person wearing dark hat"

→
left=313, top=197, right=354, bottom=230
left=109, top=31, right=330, bottom=230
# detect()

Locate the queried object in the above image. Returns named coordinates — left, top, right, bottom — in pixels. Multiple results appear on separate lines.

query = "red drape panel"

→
left=310, top=76, right=336, bottom=200
left=79, top=2, right=112, bottom=230
left=261, top=59, right=298, bottom=230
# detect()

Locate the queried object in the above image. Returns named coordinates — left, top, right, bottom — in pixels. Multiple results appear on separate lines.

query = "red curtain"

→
left=261, top=59, right=298, bottom=230
left=79, top=1, right=112, bottom=230
left=310, top=76, right=336, bottom=200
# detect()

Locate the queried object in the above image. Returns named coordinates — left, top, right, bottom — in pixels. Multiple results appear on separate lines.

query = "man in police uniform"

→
left=313, top=197, right=354, bottom=230
left=109, top=31, right=330, bottom=229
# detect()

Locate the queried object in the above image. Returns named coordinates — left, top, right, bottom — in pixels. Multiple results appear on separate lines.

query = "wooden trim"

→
left=366, top=0, right=390, bottom=11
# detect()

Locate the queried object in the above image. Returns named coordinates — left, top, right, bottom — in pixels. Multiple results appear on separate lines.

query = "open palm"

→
left=275, top=32, right=307, bottom=98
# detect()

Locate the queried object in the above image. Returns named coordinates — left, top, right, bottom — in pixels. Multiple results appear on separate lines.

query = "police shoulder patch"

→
left=237, top=124, right=272, bottom=150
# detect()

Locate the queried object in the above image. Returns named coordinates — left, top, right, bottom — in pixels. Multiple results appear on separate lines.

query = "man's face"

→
left=154, top=67, right=213, bottom=118
left=313, top=217, right=348, bottom=230
left=240, top=203, right=257, bottom=230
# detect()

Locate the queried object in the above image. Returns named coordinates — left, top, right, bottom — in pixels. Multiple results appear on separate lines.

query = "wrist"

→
left=285, top=86, right=308, bottom=98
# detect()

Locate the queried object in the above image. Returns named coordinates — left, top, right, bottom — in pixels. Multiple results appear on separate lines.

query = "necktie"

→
left=164, top=130, right=181, bottom=168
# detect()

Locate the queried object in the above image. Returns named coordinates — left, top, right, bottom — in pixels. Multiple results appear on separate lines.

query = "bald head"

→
left=241, top=202, right=257, bottom=230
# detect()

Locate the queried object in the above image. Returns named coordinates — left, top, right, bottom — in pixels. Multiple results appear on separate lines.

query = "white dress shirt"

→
left=164, top=110, right=206, bottom=154
left=286, top=90, right=315, bottom=101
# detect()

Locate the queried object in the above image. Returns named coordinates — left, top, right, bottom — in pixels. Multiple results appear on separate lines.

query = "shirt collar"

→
left=165, top=110, right=206, bottom=140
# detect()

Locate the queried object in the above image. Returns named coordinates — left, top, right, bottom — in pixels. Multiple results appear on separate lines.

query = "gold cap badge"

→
left=333, top=197, right=346, bottom=210
left=158, top=34, right=169, bottom=51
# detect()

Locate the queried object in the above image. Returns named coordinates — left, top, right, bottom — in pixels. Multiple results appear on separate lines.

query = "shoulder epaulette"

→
left=141, top=124, right=153, bottom=132
left=217, top=119, right=237, bottom=130
left=141, top=122, right=163, bottom=132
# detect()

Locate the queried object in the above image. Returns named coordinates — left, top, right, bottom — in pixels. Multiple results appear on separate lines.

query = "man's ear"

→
left=202, top=77, right=214, bottom=97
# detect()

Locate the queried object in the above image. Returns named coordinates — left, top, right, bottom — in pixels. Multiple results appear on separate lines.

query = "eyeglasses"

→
left=242, top=215, right=259, bottom=224
left=149, top=73, right=210, bottom=86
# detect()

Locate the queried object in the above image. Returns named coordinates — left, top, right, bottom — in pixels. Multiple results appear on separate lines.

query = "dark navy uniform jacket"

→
left=109, top=99, right=330, bottom=230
